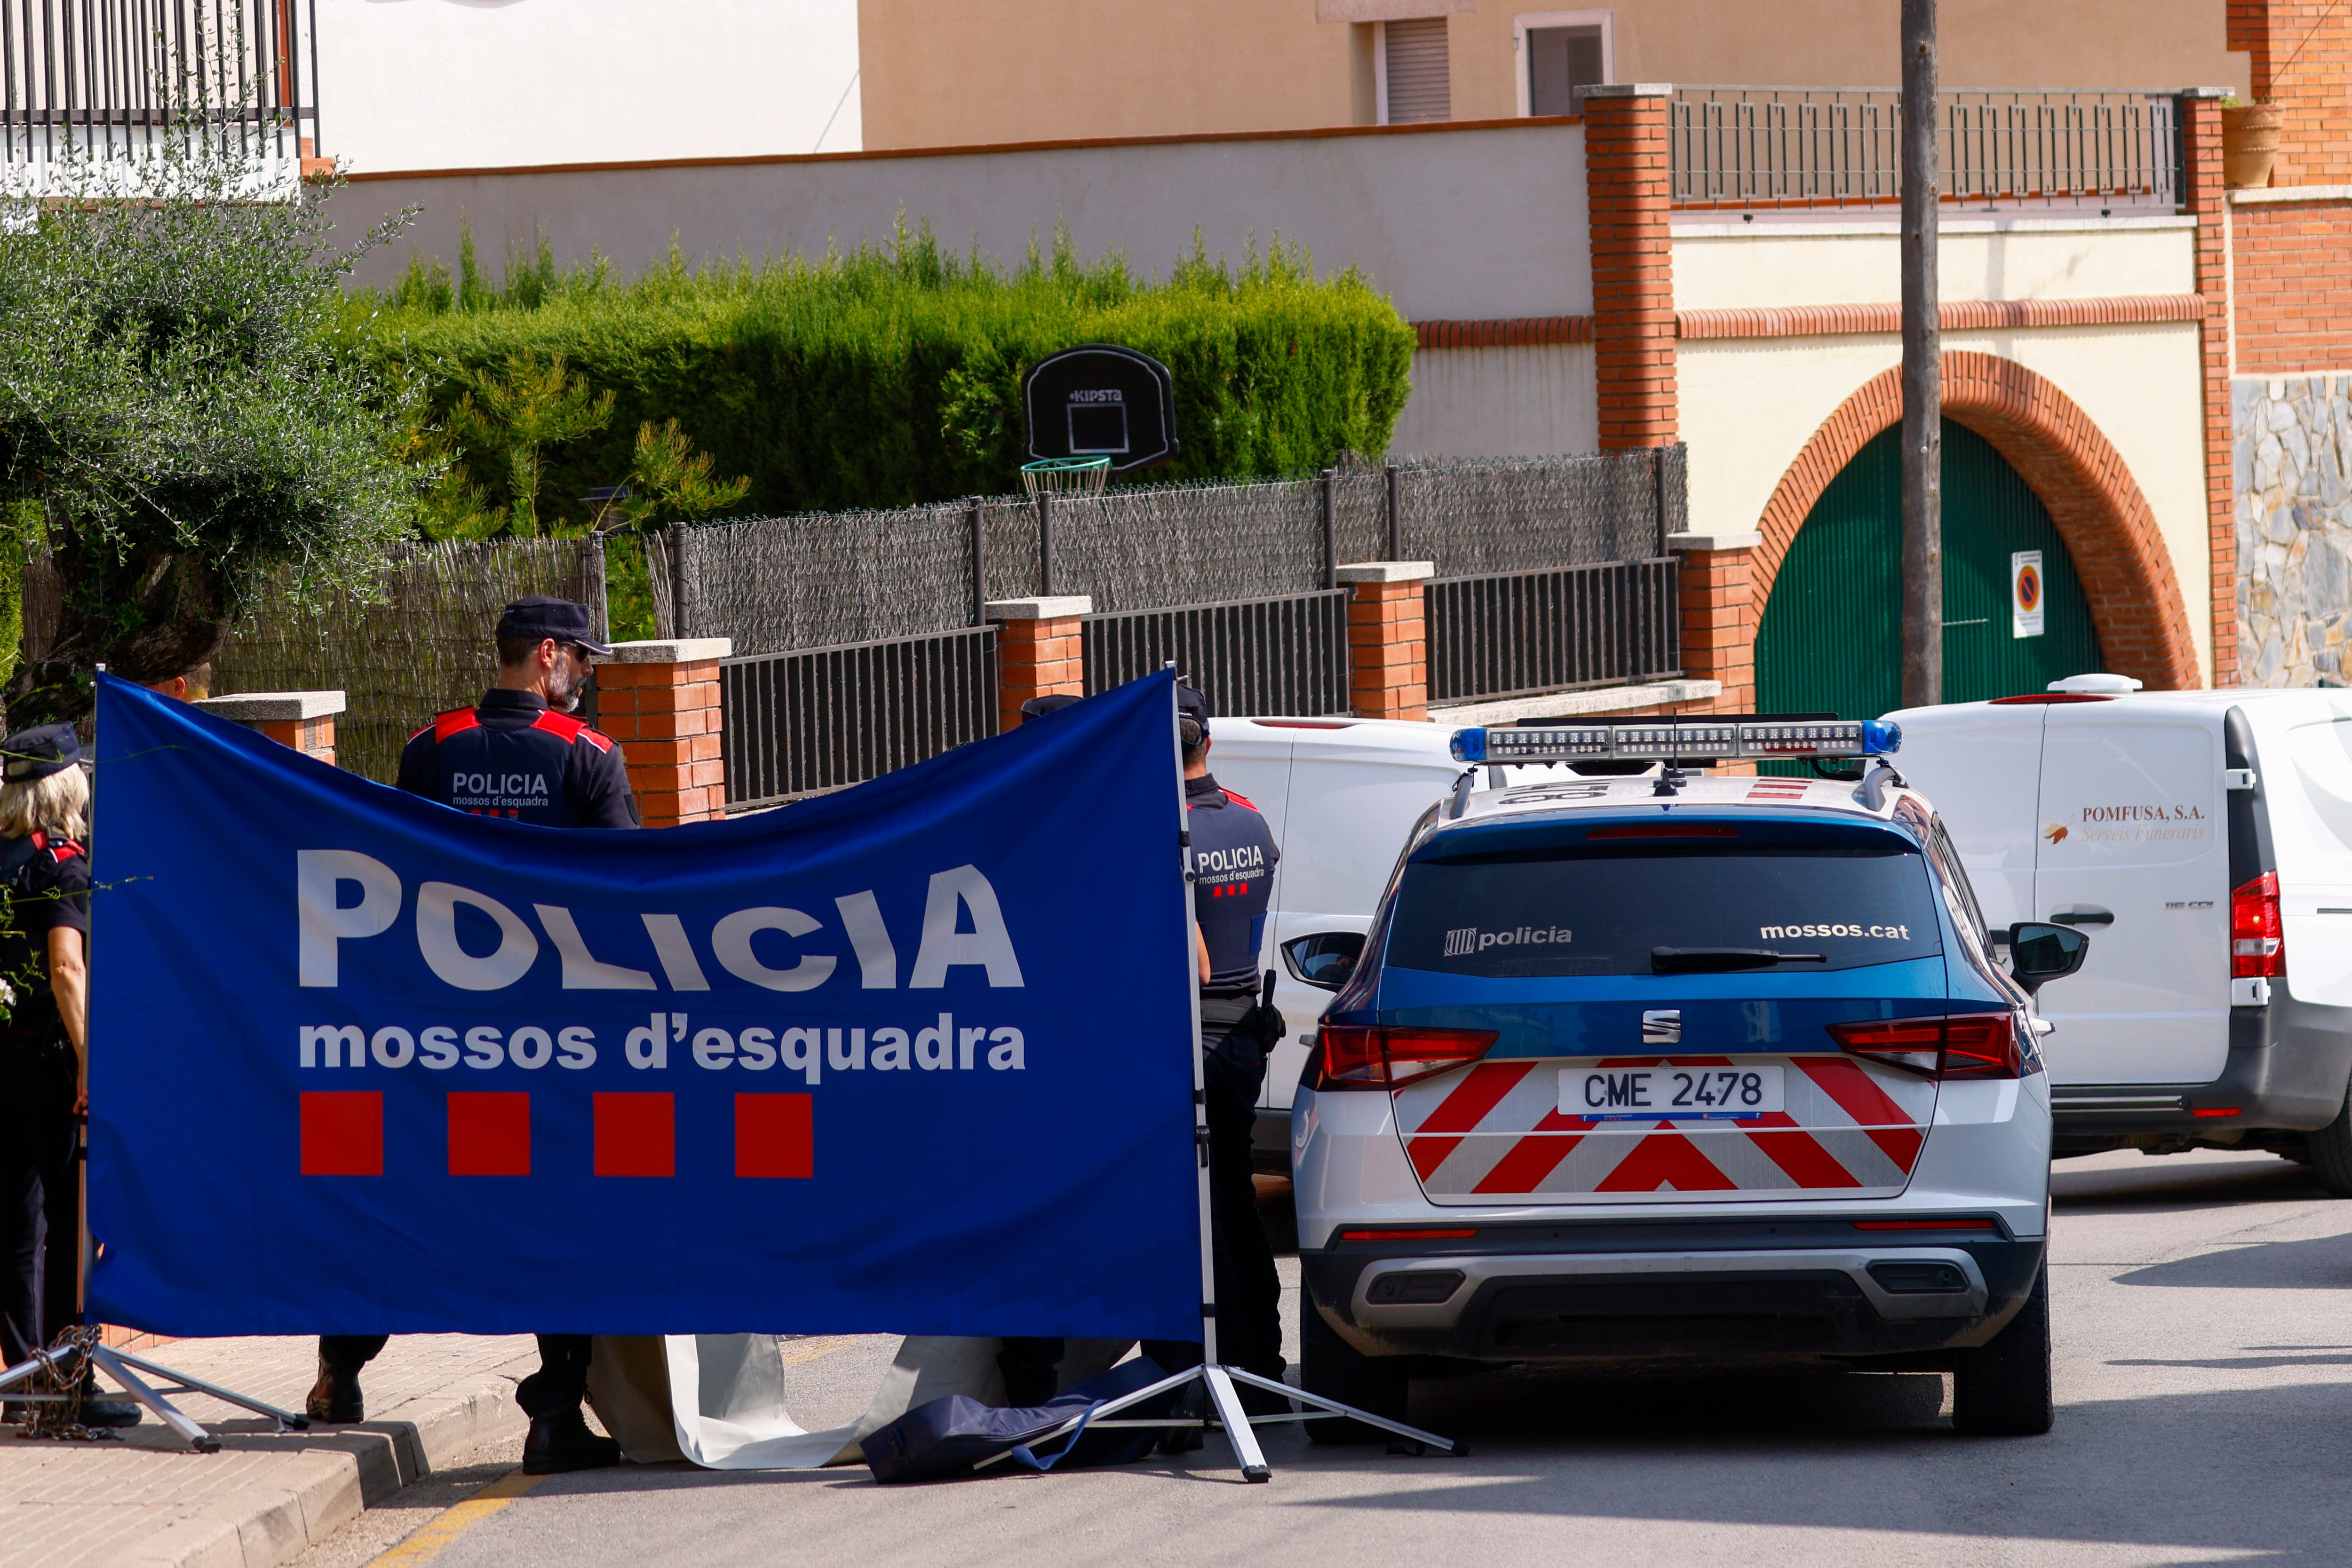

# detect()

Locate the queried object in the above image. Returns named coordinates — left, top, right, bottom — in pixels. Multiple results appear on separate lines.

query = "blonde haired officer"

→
left=0, top=724, right=135, bottom=1425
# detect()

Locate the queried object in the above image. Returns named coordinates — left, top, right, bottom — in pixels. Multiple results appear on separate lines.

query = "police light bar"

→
left=1450, top=718, right=1902, bottom=765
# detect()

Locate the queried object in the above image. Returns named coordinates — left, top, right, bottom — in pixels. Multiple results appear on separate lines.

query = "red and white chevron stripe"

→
left=1395, top=1055, right=1935, bottom=1203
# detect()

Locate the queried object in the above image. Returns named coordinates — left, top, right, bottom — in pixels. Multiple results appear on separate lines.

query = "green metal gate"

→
left=1756, top=420, right=2103, bottom=719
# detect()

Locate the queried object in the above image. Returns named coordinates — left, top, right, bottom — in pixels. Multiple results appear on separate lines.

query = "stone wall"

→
left=2235, top=375, right=2352, bottom=687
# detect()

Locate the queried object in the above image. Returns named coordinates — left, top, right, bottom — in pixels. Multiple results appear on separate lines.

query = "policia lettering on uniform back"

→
left=307, top=597, right=634, bottom=1474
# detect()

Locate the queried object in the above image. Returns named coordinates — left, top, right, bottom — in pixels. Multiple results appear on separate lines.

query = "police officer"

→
left=0, top=725, right=137, bottom=1425
left=307, top=597, right=630, bottom=1474
left=1142, top=685, right=1286, bottom=1403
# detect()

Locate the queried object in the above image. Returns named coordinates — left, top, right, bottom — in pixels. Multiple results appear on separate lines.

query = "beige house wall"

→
left=859, top=0, right=2249, bottom=150
left=1673, top=218, right=2213, bottom=681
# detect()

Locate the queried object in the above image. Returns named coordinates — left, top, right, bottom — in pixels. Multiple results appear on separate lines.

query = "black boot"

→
left=523, top=1407, right=622, bottom=1475
left=305, top=1356, right=365, bottom=1423
left=73, top=1367, right=143, bottom=1428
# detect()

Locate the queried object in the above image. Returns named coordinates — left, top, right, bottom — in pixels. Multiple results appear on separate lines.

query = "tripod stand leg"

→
left=87, top=1346, right=217, bottom=1452
left=0, top=1352, right=54, bottom=1395
left=1221, top=1366, right=1462, bottom=1455
left=1201, top=1366, right=1270, bottom=1483
left=103, top=1347, right=309, bottom=1432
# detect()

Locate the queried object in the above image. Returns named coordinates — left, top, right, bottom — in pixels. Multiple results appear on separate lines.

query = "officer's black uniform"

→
left=312, top=598, right=628, bottom=1473
left=1174, top=758, right=1287, bottom=1382
left=0, top=730, right=90, bottom=1372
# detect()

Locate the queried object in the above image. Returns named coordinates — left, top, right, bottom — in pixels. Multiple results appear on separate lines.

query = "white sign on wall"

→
left=2011, top=551, right=2046, bottom=639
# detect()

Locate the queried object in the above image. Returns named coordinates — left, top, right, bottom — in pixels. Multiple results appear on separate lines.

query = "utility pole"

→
left=1900, top=0, right=1941, bottom=707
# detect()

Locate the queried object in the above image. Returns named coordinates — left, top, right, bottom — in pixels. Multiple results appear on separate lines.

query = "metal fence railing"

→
left=1426, top=559, right=1683, bottom=705
left=1082, top=591, right=1353, bottom=719
left=210, top=538, right=606, bottom=784
left=663, top=448, right=1682, bottom=658
left=1669, top=87, right=2182, bottom=212
left=2, top=0, right=322, bottom=176
left=719, top=626, right=998, bottom=811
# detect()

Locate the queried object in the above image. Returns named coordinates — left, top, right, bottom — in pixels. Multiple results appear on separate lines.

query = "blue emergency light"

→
left=1449, top=718, right=1903, bottom=765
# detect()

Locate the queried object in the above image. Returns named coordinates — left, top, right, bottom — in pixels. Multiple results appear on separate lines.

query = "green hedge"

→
left=348, top=226, right=1417, bottom=528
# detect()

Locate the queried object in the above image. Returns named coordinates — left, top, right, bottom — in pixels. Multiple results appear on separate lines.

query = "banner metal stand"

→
left=0, top=1327, right=310, bottom=1452
left=1149, top=667, right=1462, bottom=1481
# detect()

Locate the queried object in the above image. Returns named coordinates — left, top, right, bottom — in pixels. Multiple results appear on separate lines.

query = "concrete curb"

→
left=119, top=1352, right=536, bottom=1568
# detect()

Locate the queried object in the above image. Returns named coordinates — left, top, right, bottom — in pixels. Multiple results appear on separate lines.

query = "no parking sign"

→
left=2011, top=551, right=2045, bottom=639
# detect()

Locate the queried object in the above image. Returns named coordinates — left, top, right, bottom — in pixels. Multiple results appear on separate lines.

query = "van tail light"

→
left=2232, top=871, right=2284, bottom=978
left=1314, top=1025, right=1499, bottom=1091
left=1825, top=1012, right=2021, bottom=1080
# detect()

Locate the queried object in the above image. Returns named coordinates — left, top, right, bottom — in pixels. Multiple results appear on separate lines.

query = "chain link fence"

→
left=661, top=447, right=1682, bottom=657
left=211, top=539, right=607, bottom=784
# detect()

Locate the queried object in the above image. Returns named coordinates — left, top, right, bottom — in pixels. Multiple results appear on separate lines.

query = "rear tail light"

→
left=1826, top=1012, right=2021, bottom=1079
left=2232, top=871, right=2284, bottom=977
left=1313, top=1025, right=1499, bottom=1091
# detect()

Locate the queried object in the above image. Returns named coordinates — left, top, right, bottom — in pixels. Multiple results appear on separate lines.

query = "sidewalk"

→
left=0, top=1333, right=537, bottom=1568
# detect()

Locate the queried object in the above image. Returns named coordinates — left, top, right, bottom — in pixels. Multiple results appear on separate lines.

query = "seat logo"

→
left=1641, top=1009, right=1681, bottom=1045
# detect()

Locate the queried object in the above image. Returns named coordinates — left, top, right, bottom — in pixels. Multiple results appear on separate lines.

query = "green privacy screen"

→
left=1757, top=420, right=2104, bottom=723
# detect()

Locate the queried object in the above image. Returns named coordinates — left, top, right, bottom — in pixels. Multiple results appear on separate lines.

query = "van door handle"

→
left=2049, top=907, right=2114, bottom=927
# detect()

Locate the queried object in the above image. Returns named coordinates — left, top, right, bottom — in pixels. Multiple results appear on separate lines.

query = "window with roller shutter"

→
left=1381, top=18, right=1451, bottom=124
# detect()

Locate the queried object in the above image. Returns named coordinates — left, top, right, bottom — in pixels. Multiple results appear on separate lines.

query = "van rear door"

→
left=1881, top=702, right=2046, bottom=934
left=1264, top=726, right=1464, bottom=1110
left=2034, top=705, right=2230, bottom=1085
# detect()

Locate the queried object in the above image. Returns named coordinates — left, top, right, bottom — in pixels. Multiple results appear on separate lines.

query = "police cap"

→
left=496, top=596, right=614, bottom=657
left=1018, top=693, right=1083, bottom=721
left=1, top=722, right=79, bottom=783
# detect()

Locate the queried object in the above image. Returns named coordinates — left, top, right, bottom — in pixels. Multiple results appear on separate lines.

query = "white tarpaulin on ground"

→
left=587, top=1333, right=1138, bottom=1470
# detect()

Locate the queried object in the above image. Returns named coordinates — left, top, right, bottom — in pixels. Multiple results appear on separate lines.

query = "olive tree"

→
left=0, top=131, right=425, bottom=723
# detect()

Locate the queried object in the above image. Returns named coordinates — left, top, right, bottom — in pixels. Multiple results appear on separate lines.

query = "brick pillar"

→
left=194, top=691, right=344, bottom=765
left=595, top=639, right=731, bottom=827
left=1668, top=531, right=1759, bottom=724
left=1581, top=82, right=1678, bottom=449
left=988, top=596, right=1091, bottom=735
left=1338, top=562, right=1433, bottom=720
left=2184, top=87, right=2238, bottom=689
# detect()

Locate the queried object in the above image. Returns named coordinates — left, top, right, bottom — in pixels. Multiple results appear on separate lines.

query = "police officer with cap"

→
left=308, top=596, right=632, bottom=1473
left=392, top=595, right=633, bottom=826
left=1142, top=683, right=1286, bottom=1402
left=0, top=724, right=137, bottom=1425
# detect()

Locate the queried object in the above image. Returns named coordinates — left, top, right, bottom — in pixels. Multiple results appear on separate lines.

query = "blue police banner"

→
left=86, top=670, right=1203, bottom=1341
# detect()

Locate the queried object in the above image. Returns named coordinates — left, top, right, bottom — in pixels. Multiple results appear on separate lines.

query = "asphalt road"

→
left=374, top=1148, right=2352, bottom=1568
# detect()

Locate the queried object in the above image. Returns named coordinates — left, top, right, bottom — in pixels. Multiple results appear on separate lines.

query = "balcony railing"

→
left=1669, top=87, right=2182, bottom=213
left=2, top=0, right=320, bottom=177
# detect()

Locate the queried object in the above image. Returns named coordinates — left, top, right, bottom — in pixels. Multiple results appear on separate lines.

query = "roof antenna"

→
left=1652, top=765, right=1687, bottom=798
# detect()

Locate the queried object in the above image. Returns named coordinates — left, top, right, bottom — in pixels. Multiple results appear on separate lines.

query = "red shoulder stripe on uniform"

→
left=531, top=709, right=585, bottom=744
left=409, top=723, right=435, bottom=742
left=577, top=727, right=614, bottom=753
left=1220, top=787, right=1262, bottom=812
left=29, top=830, right=81, bottom=862
left=433, top=708, right=481, bottom=741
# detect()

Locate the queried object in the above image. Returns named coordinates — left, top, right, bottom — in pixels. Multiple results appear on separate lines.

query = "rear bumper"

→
left=2051, top=996, right=2352, bottom=1152
left=1303, top=1222, right=2045, bottom=1366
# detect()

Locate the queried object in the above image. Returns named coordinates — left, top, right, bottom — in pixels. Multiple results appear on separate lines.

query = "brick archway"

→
left=1752, top=352, right=2201, bottom=690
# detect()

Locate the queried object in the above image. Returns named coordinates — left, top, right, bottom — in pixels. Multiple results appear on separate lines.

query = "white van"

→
left=1210, top=717, right=1583, bottom=1165
left=1891, top=682, right=2352, bottom=1192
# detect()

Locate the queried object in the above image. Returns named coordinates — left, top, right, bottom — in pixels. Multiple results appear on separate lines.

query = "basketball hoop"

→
left=1020, top=456, right=1111, bottom=497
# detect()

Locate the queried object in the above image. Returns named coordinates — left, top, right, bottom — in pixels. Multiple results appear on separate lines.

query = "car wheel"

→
left=1951, top=1261, right=2054, bottom=1437
left=1298, top=1290, right=1408, bottom=1445
left=2306, top=1081, right=2352, bottom=1197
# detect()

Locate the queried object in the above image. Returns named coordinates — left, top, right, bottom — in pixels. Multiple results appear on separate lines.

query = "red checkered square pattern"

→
left=446, top=1092, right=532, bottom=1176
left=595, top=1093, right=676, bottom=1177
left=300, top=1092, right=382, bottom=1176
left=736, top=1093, right=813, bottom=1179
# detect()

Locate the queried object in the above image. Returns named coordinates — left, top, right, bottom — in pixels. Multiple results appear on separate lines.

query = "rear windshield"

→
left=1386, top=826, right=1945, bottom=978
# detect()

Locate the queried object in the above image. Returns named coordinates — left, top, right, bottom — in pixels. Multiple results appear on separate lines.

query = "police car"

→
left=1289, top=718, right=2091, bottom=1439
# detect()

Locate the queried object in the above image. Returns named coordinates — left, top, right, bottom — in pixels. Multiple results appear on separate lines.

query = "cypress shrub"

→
left=348, top=226, right=1416, bottom=529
